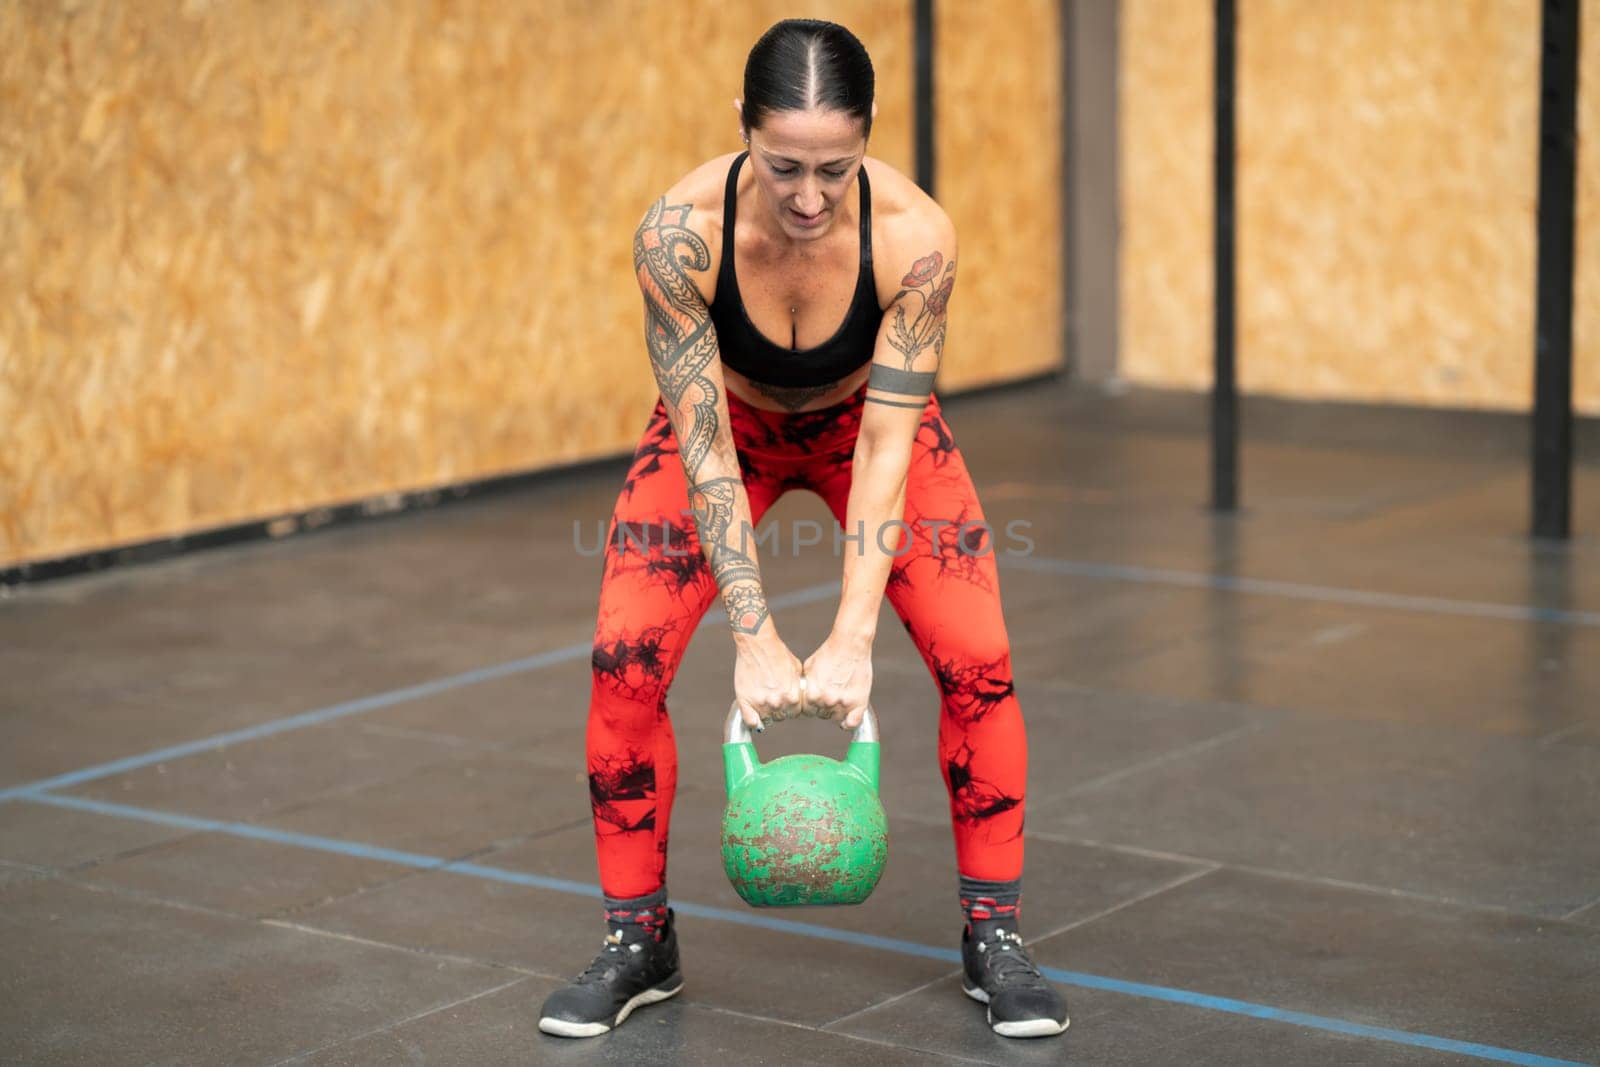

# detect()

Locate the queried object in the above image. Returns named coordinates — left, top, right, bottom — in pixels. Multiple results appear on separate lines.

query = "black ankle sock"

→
left=603, top=888, right=669, bottom=942
left=959, top=875, right=1022, bottom=939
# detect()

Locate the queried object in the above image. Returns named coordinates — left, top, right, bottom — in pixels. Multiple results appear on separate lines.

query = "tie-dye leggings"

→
left=587, top=383, right=1028, bottom=899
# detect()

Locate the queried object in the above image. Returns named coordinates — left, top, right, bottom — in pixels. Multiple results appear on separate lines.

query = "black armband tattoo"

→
left=867, top=364, right=937, bottom=397
left=864, top=395, right=927, bottom=409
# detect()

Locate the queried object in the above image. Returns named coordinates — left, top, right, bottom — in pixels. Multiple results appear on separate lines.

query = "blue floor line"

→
left=0, top=644, right=591, bottom=804
left=1007, top=556, right=1600, bottom=628
left=0, top=580, right=843, bottom=805
left=21, top=792, right=1593, bottom=1067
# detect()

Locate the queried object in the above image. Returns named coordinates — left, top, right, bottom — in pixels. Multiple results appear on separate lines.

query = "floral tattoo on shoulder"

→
left=888, top=251, right=955, bottom=369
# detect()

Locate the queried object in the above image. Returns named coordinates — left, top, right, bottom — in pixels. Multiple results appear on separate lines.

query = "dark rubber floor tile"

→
left=1027, top=714, right=1600, bottom=916
left=0, top=878, right=509, bottom=1066
left=1043, top=866, right=1600, bottom=1063
left=301, top=974, right=982, bottom=1067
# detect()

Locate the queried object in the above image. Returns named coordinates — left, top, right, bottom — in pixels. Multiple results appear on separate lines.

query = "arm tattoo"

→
left=864, top=394, right=926, bottom=409
left=886, top=250, right=956, bottom=370
left=691, top=478, right=760, bottom=585
left=635, top=198, right=721, bottom=477
left=693, top=478, right=767, bottom=632
left=867, top=364, right=937, bottom=397
left=724, top=585, right=770, bottom=635
left=634, top=198, right=769, bottom=636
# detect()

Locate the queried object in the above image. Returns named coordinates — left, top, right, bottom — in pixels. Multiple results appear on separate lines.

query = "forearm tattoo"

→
left=634, top=198, right=769, bottom=635
left=691, top=477, right=760, bottom=586
left=723, top=585, right=770, bottom=636
left=886, top=250, right=955, bottom=370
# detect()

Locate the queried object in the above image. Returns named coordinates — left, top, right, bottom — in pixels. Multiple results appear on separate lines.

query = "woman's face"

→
left=744, top=107, right=869, bottom=242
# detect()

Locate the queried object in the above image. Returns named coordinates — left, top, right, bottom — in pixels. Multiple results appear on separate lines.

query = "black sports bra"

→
left=710, top=152, right=882, bottom=388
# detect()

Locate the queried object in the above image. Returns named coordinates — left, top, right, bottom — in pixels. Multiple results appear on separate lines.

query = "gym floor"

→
left=3, top=377, right=1598, bottom=1066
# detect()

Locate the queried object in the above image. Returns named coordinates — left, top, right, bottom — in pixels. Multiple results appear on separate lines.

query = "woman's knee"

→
left=590, top=627, right=677, bottom=713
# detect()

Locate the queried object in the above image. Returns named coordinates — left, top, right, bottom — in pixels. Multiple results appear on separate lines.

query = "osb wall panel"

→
left=1576, top=0, right=1600, bottom=417
left=1119, top=0, right=1213, bottom=396
left=0, top=0, right=913, bottom=566
left=934, top=0, right=1062, bottom=391
left=1120, top=0, right=1600, bottom=415
left=1238, top=0, right=1539, bottom=408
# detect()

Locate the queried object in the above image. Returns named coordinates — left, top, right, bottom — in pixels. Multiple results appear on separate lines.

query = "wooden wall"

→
left=1120, top=0, right=1213, bottom=398
left=934, top=0, right=1063, bottom=392
left=1578, top=0, right=1600, bottom=415
left=2, top=0, right=1061, bottom=568
left=1120, top=0, right=1600, bottom=416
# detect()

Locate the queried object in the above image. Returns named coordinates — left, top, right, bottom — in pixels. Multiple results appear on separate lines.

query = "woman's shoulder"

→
left=633, top=154, right=744, bottom=302
left=861, top=156, right=956, bottom=284
left=863, top=157, right=951, bottom=223
left=643, top=152, right=745, bottom=236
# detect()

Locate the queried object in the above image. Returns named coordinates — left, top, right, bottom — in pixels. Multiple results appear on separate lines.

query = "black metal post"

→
left=1531, top=0, right=1580, bottom=540
left=1212, top=0, right=1238, bottom=512
left=914, top=0, right=936, bottom=196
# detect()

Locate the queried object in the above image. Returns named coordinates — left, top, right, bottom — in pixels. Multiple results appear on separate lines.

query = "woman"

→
left=538, top=19, right=1069, bottom=1041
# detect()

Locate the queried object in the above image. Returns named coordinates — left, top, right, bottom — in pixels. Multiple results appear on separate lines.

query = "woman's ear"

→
left=734, top=98, right=748, bottom=144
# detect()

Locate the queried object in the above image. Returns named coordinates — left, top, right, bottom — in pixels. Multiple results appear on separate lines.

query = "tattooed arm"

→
left=633, top=191, right=805, bottom=725
left=802, top=203, right=958, bottom=728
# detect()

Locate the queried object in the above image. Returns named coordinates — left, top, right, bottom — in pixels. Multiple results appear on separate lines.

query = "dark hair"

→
left=743, top=19, right=875, bottom=139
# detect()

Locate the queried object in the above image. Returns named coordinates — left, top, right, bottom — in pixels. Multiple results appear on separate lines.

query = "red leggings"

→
left=587, top=383, right=1028, bottom=899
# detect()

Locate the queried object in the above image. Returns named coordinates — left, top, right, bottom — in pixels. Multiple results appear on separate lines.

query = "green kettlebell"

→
left=720, top=701, right=888, bottom=907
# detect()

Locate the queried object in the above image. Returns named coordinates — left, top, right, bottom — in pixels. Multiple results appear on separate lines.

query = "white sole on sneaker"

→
left=537, top=979, right=684, bottom=1038
left=993, top=1016, right=1070, bottom=1038
left=962, top=982, right=1070, bottom=1038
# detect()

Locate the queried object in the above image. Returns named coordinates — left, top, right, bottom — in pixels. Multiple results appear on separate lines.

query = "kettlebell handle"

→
left=724, top=702, right=879, bottom=745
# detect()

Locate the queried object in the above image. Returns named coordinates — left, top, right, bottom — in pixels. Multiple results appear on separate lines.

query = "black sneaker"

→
left=961, top=923, right=1070, bottom=1038
left=537, top=908, right=683, bottom=1037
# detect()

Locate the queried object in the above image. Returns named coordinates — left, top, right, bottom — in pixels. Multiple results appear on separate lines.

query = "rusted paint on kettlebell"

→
left=720, top=702, right=888, bottom=907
